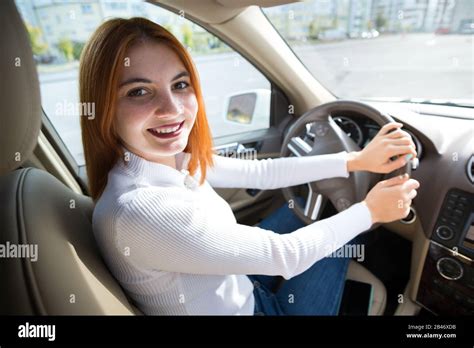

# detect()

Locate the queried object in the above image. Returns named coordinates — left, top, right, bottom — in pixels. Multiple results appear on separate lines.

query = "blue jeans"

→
left=248, top=197, right=359, bottom=315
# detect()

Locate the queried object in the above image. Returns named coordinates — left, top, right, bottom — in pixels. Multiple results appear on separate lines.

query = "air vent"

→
left=468, top=155, right=474, bottom=184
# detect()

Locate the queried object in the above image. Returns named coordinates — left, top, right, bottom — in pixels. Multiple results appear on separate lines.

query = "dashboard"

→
left=289, top=102, right=474, bottom=316
left=328, top=104, right=474, bottom=316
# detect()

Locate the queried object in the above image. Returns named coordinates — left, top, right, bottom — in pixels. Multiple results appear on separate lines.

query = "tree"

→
left=58, top=38, right=74, bottom=61
left=26, top=24, right=48, bottom=55
left=375, top=13, right=387, bottom=30
left=308, top=19, right=320, bottom=39
left=72, top=41, right=85, bottom=61
left=181, top=24, right=193, bottom=49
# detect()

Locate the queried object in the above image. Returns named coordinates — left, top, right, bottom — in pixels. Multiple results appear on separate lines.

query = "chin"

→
left=152, top=142, right=186, bottom=157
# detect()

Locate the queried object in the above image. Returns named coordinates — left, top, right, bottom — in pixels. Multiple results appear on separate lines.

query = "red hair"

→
left=80, top=17, right=214, bottom=201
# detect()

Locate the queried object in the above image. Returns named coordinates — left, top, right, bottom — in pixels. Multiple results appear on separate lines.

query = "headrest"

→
left=0, top=0, right=42, bottom=174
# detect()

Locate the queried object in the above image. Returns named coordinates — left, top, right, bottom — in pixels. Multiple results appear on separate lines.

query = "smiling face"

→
left=115, top=40, right=198, bottom=166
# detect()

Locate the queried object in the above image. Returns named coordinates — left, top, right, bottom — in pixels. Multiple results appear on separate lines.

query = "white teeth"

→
left=152, top=123, right=181, bottom=134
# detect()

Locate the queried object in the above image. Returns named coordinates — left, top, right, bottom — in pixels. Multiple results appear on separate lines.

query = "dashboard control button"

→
left=436, top=257, right=464, bottom=281
left=436, top=225, right=454, bottom=240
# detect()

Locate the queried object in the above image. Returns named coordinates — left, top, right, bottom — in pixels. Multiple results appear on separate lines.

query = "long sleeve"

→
left=115, top=187, right=372, bottom=280
left=206, top=151, right=350, bottom=189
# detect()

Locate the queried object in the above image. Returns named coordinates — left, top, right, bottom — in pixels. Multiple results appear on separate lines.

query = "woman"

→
left=81, top=18, right=419, bottom=315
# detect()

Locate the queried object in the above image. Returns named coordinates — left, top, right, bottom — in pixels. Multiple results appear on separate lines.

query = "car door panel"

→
left=212, top=127, right=286, bottom=225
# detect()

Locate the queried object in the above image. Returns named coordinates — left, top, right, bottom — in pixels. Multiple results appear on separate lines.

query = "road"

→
left=295, top=33, right=473, bottom=99
left=38, top=33, right=473, bottom=165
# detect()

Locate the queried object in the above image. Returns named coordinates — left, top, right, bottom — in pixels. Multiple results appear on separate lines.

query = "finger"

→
left=403, top=179, right=420, bottom=191
left=380, top=173, right=409, bottom=187
left=385, top=137, right=414, bottom=147
left=379, top=122, right=403, bottom=136
left=385, top=129, right=412, bottom=139
left=387, top=145, right=417, bottom=158
left=407, top=189, right=418, bottom=200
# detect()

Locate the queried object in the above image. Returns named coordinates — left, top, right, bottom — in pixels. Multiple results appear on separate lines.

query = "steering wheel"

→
left=280, top=100, right=411, bottom=227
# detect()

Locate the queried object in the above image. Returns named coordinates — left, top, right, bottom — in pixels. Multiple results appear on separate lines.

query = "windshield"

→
left=263, top=0, right=473, bottom=104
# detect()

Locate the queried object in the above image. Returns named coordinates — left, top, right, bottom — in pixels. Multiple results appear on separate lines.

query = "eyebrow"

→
left=119, top=71, right=189, bottom=88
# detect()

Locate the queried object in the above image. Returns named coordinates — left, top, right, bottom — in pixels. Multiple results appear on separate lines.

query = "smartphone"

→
left=338, top=279, right=373, bottom=315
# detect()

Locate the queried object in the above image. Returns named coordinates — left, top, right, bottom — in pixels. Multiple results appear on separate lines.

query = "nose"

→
left=153, top=90, right=183, bottom=119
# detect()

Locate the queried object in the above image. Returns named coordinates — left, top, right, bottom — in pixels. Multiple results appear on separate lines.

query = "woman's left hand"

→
left=347, top=122, right=417, bottom=174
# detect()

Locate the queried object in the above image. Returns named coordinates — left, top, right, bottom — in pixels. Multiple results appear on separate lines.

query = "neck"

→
left=142, top=152, right=177, bottom=170
left=122, top=145, right=178, bottom=170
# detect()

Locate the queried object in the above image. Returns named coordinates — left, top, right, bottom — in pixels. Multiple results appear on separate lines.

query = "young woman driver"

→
left=81, top=18, right=419, bottom=315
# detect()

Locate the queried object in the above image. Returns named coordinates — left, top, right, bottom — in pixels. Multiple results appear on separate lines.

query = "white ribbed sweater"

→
left=92, top=150, right=372, bottom=315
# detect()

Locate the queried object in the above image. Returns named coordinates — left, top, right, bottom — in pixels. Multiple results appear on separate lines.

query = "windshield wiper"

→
left=399, top=98, right=474, bottom=108
left=360, top=97, right=474, bottom=108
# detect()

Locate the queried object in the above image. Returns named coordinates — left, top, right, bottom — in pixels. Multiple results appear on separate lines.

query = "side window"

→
left=15, top=0, right=271, bottom=167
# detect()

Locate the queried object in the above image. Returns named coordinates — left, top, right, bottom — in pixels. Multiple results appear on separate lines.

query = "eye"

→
left=127, top=88, right=149, bottom=97
left=173, top=81, right=189, bottom=90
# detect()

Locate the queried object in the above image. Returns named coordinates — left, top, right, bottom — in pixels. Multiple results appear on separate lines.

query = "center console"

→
left=416, top=189, right=474, bottom=315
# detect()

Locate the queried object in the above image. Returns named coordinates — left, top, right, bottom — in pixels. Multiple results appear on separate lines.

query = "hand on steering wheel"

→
left=347, top=122, right=417, bottom=174
left=362, top=173, right=419, bottom=225
left=280, top=100, right=419, bottom=229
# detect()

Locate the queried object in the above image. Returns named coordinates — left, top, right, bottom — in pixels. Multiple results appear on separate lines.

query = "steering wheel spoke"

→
left=304, top=183, right=325, bottom=221
left=287, top=136, right=312, bottom=157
